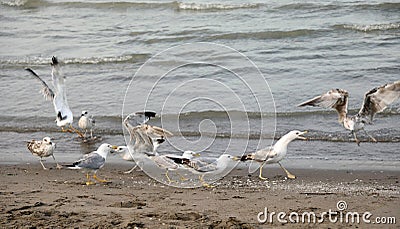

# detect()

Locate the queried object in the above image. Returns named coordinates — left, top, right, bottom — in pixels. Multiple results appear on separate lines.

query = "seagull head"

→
left=182, top=151, right=201, bottom=159
left=288, top=130, right=308, bottom=140
left=81, top=110, right=88, bottom=117
left=42, top=137, right=54, bottom=145
left=97, top=143, right=118, bottom=157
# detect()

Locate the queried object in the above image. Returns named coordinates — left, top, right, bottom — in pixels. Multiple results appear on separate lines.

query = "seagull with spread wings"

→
left=25, top=56, right=83, bottom=137
left=298, top=81, right=400, bottom=145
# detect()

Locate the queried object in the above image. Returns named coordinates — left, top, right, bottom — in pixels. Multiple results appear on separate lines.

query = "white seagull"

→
left=237, top=130, right=307, bottom=180
left=298, top=81, right=400, bottom=145
left=66, top=143, right=117, bottom=185
left=180, top=154, right=235, bottom=187
left=25, top=56, right=83, bottom=137
left=27, top=137, right=61, bottom=170
left=78, top=110, right=96, bottom=138
left=151, top=150, right=200, bottom=183
left=113, top=138, right=165, bottom=174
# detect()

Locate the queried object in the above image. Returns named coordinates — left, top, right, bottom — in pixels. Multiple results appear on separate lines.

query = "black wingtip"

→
left=51, top=56, right=58, bottom=66
left=136, top=111, right=157, bottom=118
left=239, top=155, right=250, bottom=161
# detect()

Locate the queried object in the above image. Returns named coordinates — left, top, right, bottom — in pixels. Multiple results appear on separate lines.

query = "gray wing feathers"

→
left=25, top=68, right=55, bottom=100
left=358, top=81, right=400, bottom=121
left=74, top=153, right=105, bottom=170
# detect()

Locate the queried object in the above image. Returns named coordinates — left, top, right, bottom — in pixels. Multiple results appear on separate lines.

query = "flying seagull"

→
left=298, top=81, right=400, bottom=145
left=66, top=143, right=118, bottom=185
left=236, top=130, right=307, bottom=180
left=27, top=137, right=61, bottom=170
left=78, top=110, right=96, bottom=139
left=25, top=56, right=84, bottom=137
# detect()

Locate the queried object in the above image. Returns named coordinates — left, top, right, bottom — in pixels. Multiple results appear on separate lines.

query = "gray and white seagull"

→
left=298, top=81, right=400, bottom=145
left=25, top=57, right=84, bottom=137
left=66, top=143, right=118, bottom=185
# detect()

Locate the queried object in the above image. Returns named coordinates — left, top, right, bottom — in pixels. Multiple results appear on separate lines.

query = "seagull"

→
left=180, top=154, right=235, bottom=187
left=78, top=110, right=95, bottom=138
left=113, top=138, right=166, bottom=174
left=298, top=81, right=400, bottom=145
left=65, top=143, right=117, bottom=185
left=151, top=150, right=200, bottom=183
left=236, top=130, right=307, bottom=180
left=123, top=112, right=173, bottom=154
left=27, top=137, right=61, bottom=170
left=25, top=56, right=84, bottom=138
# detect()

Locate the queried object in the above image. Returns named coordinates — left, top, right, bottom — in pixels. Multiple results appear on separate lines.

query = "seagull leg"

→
left=52, top=155, right=62, bottom=169
left=362, top=128, right=377, bottom=143
left=278, top=162, right=296, bottom=179
left=199, top=175, right=214, bottom=188
left=258, top=162, right=268, bottom=180
left=39, top=158, right=48, bottom=170
left=90, top=129, right=93, bottom=139
left=174, top=171, right=188, bottom=181
left=165, top=170, right=177, bottom=183
left=86, top=173, right=95, bottom=185
left=92, top=173, right=109, bottom=183
left=352, top=131, right=361, bottom=146
left=69, top=125, right=85, bottom=138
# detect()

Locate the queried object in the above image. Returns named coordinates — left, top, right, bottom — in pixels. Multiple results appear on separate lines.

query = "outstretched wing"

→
left=25, top=68, right=55, bottom=100
left=298, top=89, right=349, bottom=122
left=124, top=111, right=156, bottom=126
left=358, top=81, right=400, bottom=122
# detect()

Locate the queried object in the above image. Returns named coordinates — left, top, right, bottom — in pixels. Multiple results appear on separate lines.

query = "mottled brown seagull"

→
left=298, top=81, right=400, bottom=145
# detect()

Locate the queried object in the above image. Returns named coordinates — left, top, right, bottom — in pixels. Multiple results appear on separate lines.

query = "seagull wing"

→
left=125, top=111, right=156, bottom=126
left=187, top=157, right=218, bottom=172
left=358, top=81, right=400, bottom=122
left=25, top=68, right=55, bottom=100
left=152, top=155, right=178, bottom=170
left=298, top=89, right=349, bottom=122
left=72, top=152, right=105, bottom=170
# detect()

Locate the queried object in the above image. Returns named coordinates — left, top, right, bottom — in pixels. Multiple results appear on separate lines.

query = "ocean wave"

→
left=334, top=23, right=400, bottom=32
left=0, top=54, right=150, bottom=66
left=208, top=29, right=322, bottom=41
left=177, top=2, right=261, bottom=11
left=1, top=0, right=29, bottom=7
left=1, top=0, right=261, bottom=11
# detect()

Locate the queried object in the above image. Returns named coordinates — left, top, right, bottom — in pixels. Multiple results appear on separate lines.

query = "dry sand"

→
left=0, top=163, right=399, bottom=228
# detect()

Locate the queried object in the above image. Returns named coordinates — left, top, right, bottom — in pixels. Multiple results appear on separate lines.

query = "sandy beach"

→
left=1, top=163, right=398, bottom=228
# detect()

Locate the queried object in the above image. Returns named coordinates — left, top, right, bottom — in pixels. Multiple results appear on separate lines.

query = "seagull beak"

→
left=297, top=130, right=308, bottom=140
left=111, top=145, right=118, bottom=150
left=194, top=153, right=201, bottom=157
left=232, top=156, right=241, bottom=161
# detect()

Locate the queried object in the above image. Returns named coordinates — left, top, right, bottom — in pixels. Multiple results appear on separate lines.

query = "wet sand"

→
left=0, top=163, right=398, bottom=228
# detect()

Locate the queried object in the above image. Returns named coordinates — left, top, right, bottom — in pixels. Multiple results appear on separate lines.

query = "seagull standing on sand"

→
left=151, top=150, right=200, bottom=183
left=298, top=81, right=400, bottom=145
left=27, top=137, right=61, bottom=170
left=78, top=111, right=95, bottom=138
left=66, top=143, right=117, bottom=185
left=25, top=56, right=84, bottom=137
left=179, top=154, right=235, bottom=187
left=113, top=138, right=165, bottom=174
left=237, top=130, right=307, bottom=180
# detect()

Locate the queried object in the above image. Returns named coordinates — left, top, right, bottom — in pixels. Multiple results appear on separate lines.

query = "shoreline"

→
left=1, top=164, right=398, bottom=228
